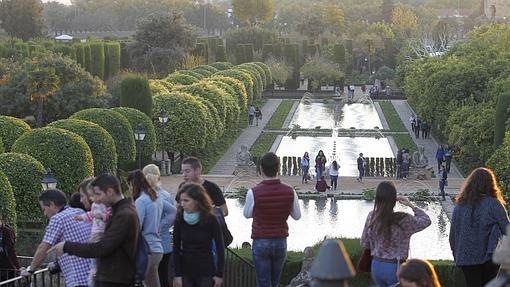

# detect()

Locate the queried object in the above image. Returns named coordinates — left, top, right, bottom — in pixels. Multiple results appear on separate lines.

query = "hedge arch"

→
left=190, top=68, right=213, bottom=77
left=192, top=65, right=219, bottom=74
left=238, top=63, right=267, bottom=89
left=234, top=67, right=262, bottom=99
left=0, top=170, right=16, bottom=233
left=165, top=73, right=200, bottom=86
left=48, top=119, right=117, bottom=175
left=71, top=108, right=135, bottom=169
left=111, top=107, right=157, bottom=163
left=253, top=62, right=272, bottom=89
left=214, top=70, right=254, bottom=104
left=209, top=75, right=248, bottom=112
left=205, top=80, right=241, bottom=129
left=0, top=152, right=45, bottom=221
left=0, top=116, right=31, bottom=151
left=210, top=62, right=234, bottom=71
left=153, top=92, right=209, bottom=154
left=11, top=127, right=94, bottom=194
left=149, top=80, right=171, bottom=96
left=179, top=70, right=206, bottom=80
left=194, top=98, right=220, bottom=141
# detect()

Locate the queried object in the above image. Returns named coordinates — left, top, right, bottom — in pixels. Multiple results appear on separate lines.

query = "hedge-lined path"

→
left=392, top=100, right=463, bottom=179
left=209, top=99, right=283, bottom=175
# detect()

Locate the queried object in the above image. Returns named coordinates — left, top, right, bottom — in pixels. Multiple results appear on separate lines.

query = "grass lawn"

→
left=378, top=101, right=407, bottom=132
left=250, top=132, right=277, bottom=158
left=392, top=133, right=418, bottom=154
left=266, top=100, right=295, bottom=129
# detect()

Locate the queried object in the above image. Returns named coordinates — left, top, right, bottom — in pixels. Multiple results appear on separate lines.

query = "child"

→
left=74, top=178, right=111, bottom=287
left=315, top=176, right=330, bottom=192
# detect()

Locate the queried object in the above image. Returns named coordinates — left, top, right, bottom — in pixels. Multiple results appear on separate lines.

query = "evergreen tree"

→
left=232, top=0, right=274, bottom=26
left=0, top=0, right=43, bottom=40
left=381, top=0, right=394, bottom=23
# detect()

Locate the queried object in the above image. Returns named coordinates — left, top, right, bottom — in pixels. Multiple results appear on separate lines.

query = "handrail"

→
left=0, top=267, right=49, bottom=285
left=226, top=248, right=255, bottom=268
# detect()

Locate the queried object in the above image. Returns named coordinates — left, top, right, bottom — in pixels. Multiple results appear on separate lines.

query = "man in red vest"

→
left=243, top=152, right=301, bottom=287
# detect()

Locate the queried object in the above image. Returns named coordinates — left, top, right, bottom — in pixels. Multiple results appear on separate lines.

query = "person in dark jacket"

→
left=0, top=217, right=20, bottom=282
left=438, top=164, right=448, bottom=201
left=315, top=176, right=330, bottom=192
left=435, top=145, right=445, bottom=173
left=51, top=174, right=140, bottom=287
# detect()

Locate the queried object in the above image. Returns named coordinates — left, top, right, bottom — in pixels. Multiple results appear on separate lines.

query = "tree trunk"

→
left=36, top=98, right=44, bottom=128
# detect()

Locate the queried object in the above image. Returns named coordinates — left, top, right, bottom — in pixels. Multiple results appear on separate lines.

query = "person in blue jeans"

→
left=315, top=150, right=327, bottom=181
left=243, top=152, right=301, bottom=287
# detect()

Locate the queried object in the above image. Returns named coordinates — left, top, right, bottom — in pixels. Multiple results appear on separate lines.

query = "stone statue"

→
left=412, top=145, right=429, bottom=168
left=287, top=247, right=314, bottom=287
left=236, top=145, right=254, bottom=166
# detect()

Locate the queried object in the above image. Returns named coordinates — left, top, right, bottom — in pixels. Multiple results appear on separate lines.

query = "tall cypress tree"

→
left=381, top=0, right=394, bottom=23
left=0, top=0, right=43, bottom=40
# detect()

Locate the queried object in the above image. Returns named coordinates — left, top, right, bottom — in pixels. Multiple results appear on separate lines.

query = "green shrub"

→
left=234, top=67, right=262, bottom=99
left=149, top=80, right=172, bottom=96
left=71, top=108, right=135, bottom=169
left=362, top=188, right=375, bottom=201
left=209, top=75, right=248, bottom=111
left=0, top=116, right=31, bottom=151
left=90, top=42, right=105, bottom=79
left=48, top=119, right=117, bottom=175
left=111, top=107, right=156, bottom=164
left=192, top=65, right=219, bottom=74
left=190, top=68, right=213, bottom=77
left=11, top=127, right=94, bottom=194
left=253, top=62, right=272, bottom=88
left=120, top=74, right=153, bottom=117
left=333, top=44, right=346, bottom=65
left=0, top=170, right=16, bottom=233
left=204, top=80, right=241, bottom=128
left=487, top=131, right=510, bottom=193
left=210, top=62, right=233, bottom=71
left=0, top=152, right=45, bottom=221
left=165, top=73, right=199, bottom=86
left=83, top=44, right=92, bottom=73
left=238, top=63, right=266, bottom=89
left=195, top=98, right=221, bottom=141
left=179, top=70, right=205, bottom=80
left=105, top=42, right=121, bottom=79
left=216, top=44, right=227, bottom=62
left=74, top=44, right=86, bottom=68
left=235, top=44, right=245, bottom=64
left=214, top=70, right=254, bottom=104
left=494, top=91, right=510, bottom=147
left=153, top=92, right=209, bottom=154
left=266, top=100, right=295, bottom=129
left=14, top=42, right=29, bottom=57
left=0, top=137, right=3, bottom=154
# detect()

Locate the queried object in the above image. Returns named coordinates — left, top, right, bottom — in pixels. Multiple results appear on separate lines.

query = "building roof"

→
left=436, top=8, right=471, bottom=18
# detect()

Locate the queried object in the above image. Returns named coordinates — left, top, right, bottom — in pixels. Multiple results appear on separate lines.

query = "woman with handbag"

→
left=449, top=167, right=509, bottom=287
left=361, top=181, right=431, bottom=287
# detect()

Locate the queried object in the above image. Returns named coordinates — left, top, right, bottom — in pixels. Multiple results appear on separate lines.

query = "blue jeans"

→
left=439, top=179, right=446, bottom=200
left=252, top=238, right=287, bottom=287
left=302, top=166, right=309, bottom=182
left=330, top=175, right=338, bottom=190
left=316, top=167, right=324, bottom=180
left=371, top=259, right=399, bottom=287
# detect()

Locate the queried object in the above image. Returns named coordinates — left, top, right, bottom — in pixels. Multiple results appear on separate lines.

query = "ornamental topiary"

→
left=71, top=108, right=135, bottom=169
left=179, top=70, right=205, bottom=80
left=120, top=74, right=153, bottom=117
left=0, top=152, right=45, bottom=221
left=149, top=80, right=171, bottom=96
left=238, top=63, right=267, bottom=89
left=105, top=42, right=121, bottom=79
left=165, top=73, right=199, bottom=86
left=90, top=42, right=105, bottom=79
left=190, top=68, right=213, bottom=77
left=210, top=62, right=233, bottom=71
left=11, top=127, right=94, bottom=194
left=234, top=67, right=262, bottom=99
left=214, top=70, right=254, bottom=104
left=111, top=107, right=156, bottom=164
left=48, top=119, right=117, bottom=175
left=209, top=75, right=248, bottom=112
left=192, top=65, right=219, bottom=74
left=153, top=92, right=209, bottom=154
left=205, top=80, right=241, bottom=129
left=0, top=116, right=31, bottom=152
left=0, top=170, right=16, bottom=233
left=0, top=138, right=4, bottom=154
left=252, top=62, right=272, bottom=88
left=194, top=98, right=220, bottom=141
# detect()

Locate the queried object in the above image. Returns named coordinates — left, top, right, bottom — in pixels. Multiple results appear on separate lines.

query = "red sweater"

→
left=252, top=179, right=294, bottom=239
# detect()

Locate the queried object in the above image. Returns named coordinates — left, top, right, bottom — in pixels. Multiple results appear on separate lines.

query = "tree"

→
left=232, top=0, right=274, bottom=26
left=26, top=66, right=60, bottom=127
left=391, top=5, right=418, bottom=39
left=300, top=56, right=344, bottom=91
left=0, top=0, right=43, bottom=40
left=265, top=56, right=291, bottom=88
left=381, top=0, right=394, bottom=23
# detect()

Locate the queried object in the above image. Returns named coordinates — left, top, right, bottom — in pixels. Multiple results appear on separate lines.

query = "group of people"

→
left=300, top=150, right=367, bottom=192
left=410, top=115, right=431, bottom=139
left=248, top=104, right=263, bottom=127
left=361, top=167, right=509, bottom=287
left=395, top=148, right=411, bottom=180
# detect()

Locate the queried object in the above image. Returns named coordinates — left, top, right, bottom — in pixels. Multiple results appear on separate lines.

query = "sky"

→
left=43, top=0, right=72, bottom=5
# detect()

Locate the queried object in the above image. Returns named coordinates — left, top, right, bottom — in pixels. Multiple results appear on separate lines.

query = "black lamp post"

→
left=41, top=168, right=58, bottom=191
left=310, top=239, right=356, bottom=287
left=158, top=110, right=169, bottom=174
left=134, top=124, right=146, bottom=170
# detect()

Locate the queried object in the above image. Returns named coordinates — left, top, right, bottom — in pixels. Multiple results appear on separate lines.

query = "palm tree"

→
left=27, top=66, right=60, bottom=127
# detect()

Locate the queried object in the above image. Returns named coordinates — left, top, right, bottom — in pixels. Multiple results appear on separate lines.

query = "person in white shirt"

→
left=329, top=160, right=340, bottom=190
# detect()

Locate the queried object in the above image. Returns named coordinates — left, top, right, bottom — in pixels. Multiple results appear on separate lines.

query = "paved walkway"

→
left=209, top=99, right=283, bottom=175
left=392, top=100, right=463, bottom=179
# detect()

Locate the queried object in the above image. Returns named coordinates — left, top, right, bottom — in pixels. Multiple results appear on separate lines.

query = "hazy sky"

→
left=43, top=0, right=72, bottom=5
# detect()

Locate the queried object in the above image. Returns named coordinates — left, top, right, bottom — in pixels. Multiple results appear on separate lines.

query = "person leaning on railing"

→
left=0, top=217, right=20, bottom=282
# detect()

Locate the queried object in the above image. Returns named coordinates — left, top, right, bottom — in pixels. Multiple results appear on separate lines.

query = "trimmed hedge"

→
left=190, top=68, right=213, bottom=77
left=90, top=42, right=105, bottom=79
left=0, top=116, right=31, bottom=152
left=179, top=70, right=206, bottom=80
left=235, top=67, right=262, bottom=99
left=214, top=70, right=254, bottom=104
left=105, top=42, right=121, bottom=79
left=153, top=92, right=209, bottom=154
left=0, top=170, right=16, bottom=233
left=71, top=108, right=135, bottom=169
left=165, top=73, right=200, bottom=86
left=209, top=75, right=248, bottom=112
left=149, top=80, right=171, bottom=96
left=238, top=63, right=267, bottom=89
left=216, top=45, right=227, bottom=62
left=192, top=65, right=219, bottom=74
left=84, top=44, right=92, bottom=73
left=48, top=119, right=117, bottom=175
left=494, top=91, right=510, bottom=147
left=0, top=152, right=45, bottom=221
left=210, top=62, right=233, bottom=71
left=0, top=137, right=3, bottom=153
left=120, top=74, right=153, bottom=117
left=111, top=107, right=157, bottom=164
left=11, top=127, right=94, bottom=194
left=204, top=80, right=241, bottom=129
left=253, top=62, right=272, bottom=88
left=74, top=44, right=86, bottom=68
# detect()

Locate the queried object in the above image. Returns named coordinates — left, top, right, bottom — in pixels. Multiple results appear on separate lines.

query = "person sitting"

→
left=315, top=176, right=330, bottom=192
left=398, top=259, right=441, bottom=287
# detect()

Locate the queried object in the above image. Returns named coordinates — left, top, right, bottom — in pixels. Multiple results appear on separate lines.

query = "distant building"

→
left=484, top=0, right=510, bottom=20
left=436, top=8, right=471, bottom=18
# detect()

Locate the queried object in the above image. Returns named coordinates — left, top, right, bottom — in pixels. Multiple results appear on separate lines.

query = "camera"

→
left=47, top=260, right=61, bottom=274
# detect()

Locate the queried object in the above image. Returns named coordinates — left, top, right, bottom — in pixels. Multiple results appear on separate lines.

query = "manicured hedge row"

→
left=120, top=74, right=153, bottom=117
left=0, top=170, right=17, bottom=234
left=0, top=116, right=31, bottom=151
left=165, top=73, right=199, bottom=86
left=90, top=42, right=105, bottom=79
left=0, top=152, right=45, bottom=221
left=11, top=127, right=94, bottom=194
left=48, top=119, right=117, bottom=175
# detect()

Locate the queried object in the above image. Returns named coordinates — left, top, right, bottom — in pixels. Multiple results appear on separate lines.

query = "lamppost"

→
left=158, top=110, right=169, bottom=175
left=310, top=239, right=356, bottom=287
left=134, top=124, right=146, bottom=170
left=41, top=168, right=58, bottom=191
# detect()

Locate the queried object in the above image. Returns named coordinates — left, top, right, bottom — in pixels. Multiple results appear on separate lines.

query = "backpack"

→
left=213, top=207, right=233, bottom=247
left=135, top=231, right=150, bottom=283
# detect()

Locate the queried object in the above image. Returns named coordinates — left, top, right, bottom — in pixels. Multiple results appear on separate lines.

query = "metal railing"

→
left=0, top=257, right=63, bottom=287
left=224, top=248, right=257, bottom=287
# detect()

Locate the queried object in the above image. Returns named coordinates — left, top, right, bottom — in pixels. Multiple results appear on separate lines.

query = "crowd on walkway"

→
left=0, top=151, right=508, bottom=287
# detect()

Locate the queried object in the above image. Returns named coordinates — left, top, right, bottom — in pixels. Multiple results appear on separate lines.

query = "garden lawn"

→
left=250, top=132, right=277, bottom=158
left=392, top=133, right=417, bottom=155
left=266, top=100, right=295, bottom=129
left=378, top=101, right=407, bottom=132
